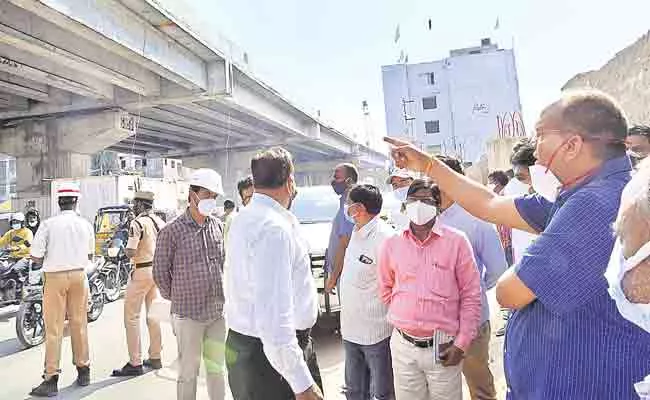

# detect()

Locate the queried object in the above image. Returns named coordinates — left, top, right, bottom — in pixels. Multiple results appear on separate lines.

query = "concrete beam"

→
left=0, top=22, right=152, bottom=95
left=0, top=55, right=110, bottom=99
left=7, top=0, right=208, bottom=90
left=0, top=77, right=49, bottom=102
left=138, top=116, right=226, bottom=144
left=136, top=127, right=206, bottom=147
left=0, top=92, right=29, bottom=109
left=174, top=103, right=276, bottom=139
left=144, top=107, right=249, bottom=141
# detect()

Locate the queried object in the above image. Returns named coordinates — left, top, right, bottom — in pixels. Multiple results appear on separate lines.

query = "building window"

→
left=171, top=160, right=176, bottom=168
left=120, top=160, right=126, bottom=169
left=142, top=159, right=147, bottom=167
left=422, top=96, right=437, bottom=110
left=425, top=120, right=440, bottom=134
left=426, top=72, right=435, bottom=85
left=135, top=159, right=142, bottom=169
left=164, top=159, right=168, bottom=166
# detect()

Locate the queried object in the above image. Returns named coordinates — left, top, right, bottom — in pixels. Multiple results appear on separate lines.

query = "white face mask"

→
left=405, top=201, right=437, bottom=226
left=393, top=187, right=409, bottom=202
left=11, top=223, right=21, bottom=230
left=192, top=193, right=218, bottom=217
left=529, top=164, right=561, bottom=202
left=605, top=240, right=650, bottom=332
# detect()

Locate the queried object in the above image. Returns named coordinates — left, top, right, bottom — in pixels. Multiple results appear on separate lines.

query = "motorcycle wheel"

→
left=103, top=268, right=121, bottom=302
left=87, top=292, right=104, bottom=323
left=15, top=301, right=45, bottom=349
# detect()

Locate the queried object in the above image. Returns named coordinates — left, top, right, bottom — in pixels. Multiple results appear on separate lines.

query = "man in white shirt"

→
left=387, top=169, right=414, bottom=232
left=29, top=182, right=95, bottom=397
left=225, top=147, right=323, bottom=400
left=340, top=184, right=396, bottom=400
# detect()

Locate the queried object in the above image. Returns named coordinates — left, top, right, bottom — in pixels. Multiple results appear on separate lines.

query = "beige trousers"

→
left=463, top=321, right=497, bottom=400
left=390, top=330, right=463, bottom=400
left=124, top=266, right=162, bottom=365
left=172, top=315, right=226, bottom=400
left=43, top=270, right=89, bottom=378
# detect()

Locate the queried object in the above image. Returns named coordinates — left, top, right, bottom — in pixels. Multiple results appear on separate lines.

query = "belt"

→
left=397, top=329, right=435, bottom=348
left=135, top=261, right=153, bottom=269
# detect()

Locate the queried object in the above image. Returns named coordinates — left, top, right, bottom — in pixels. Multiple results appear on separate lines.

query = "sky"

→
left=159, top=0, right=650, bottom=146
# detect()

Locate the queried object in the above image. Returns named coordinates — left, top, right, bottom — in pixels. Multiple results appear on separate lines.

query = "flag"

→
left=494, top=17, right=500, bottom=30
left=428, top=18, right=432, bottom=30
left=404, top=53, right=409, bottom=63
left=394, top=25, right=401, bottom=43
left=398, top=50, right=405, bottom=63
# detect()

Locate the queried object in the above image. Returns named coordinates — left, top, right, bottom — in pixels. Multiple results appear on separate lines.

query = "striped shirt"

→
left=340, top=216, right=396, bottom=345
left=507, top=156, right=650, bottom=399
left=153, top=209, right=225, bottom=321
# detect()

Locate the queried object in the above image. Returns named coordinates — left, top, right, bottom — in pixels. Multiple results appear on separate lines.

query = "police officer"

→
left=112, top=191, right=165, bottom=376
left=30, top=182, right=94, bottom=397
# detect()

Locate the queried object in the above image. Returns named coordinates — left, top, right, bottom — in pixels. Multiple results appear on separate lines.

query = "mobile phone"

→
left=437, top=341, right=453, bottom=362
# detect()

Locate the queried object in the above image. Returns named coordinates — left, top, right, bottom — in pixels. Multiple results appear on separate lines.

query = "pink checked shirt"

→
left=378, top=224, right=482, bottom=351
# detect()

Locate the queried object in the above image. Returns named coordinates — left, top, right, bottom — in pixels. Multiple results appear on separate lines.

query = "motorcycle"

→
left=15, top=259, right=106, bottom=349
left=99, top=237, right=132, bottom=302
left=0, top=249, right=30, bottom=307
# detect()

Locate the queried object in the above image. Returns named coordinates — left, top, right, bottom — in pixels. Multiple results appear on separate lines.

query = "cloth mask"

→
left=529, top=164, right=561, bottom=202
left=405, top=201, right=437, bottom=226
left=605, top=240, right=650, bottom=333
left=393, top=187, right=409, bottom=202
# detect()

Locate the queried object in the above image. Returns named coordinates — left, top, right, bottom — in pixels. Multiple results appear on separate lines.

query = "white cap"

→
left=11, top=212, right=25, bottom=222
left=57, top=181, right=81, bottom=198
left=386, top=169, right=414, bottom=184
left=188, top=168, right=224, bottom=196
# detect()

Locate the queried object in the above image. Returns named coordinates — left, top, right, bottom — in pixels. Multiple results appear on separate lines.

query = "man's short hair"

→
left=224, top=199, right=235, bottom=210
left=559, top=90, right=628, bottom=159
left=506, top=169, right=514, bottom=179
left=349, top=184, right=383, bottom=215
left=338, top=163, right=359, bottom=183
left=436, top=155, right=464, bottom=175
left=629, top=125, right=650, bottom=141
left=407, top=179, right=441, bottom=208
left=488, top=170, right=510, bottom=187
left=251, top=147, right=294, bottom=189
left=510, top=137, right=537, bottom=167
left=237, top=176, right=254, bottom=197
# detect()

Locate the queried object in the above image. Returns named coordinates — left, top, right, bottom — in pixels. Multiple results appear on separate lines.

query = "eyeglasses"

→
left=405, top=197, right=437, bottom=206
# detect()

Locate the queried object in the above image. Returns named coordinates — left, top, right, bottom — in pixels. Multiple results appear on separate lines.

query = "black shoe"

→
left=76, top=366, right=90, bottom=386
left=143, top=358, right=162, bottom=370
left=111, top=362, right=143, bottom=377
left=30, top=375, right=58, bottom=397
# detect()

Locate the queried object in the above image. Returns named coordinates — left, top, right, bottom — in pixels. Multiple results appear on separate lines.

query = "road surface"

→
left=0, top=292, right=506, bottom=399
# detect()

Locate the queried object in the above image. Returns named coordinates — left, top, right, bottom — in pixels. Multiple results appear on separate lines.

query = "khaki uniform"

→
left=124, top=212, right=165, bottom=366
left=31, top=210, right=95, bottom=378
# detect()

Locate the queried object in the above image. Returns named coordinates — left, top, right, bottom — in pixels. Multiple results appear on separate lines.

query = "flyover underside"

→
left=0, top=0, right=387, bottom=188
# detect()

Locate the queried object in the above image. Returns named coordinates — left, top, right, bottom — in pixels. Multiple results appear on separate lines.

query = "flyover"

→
left=0, top=0, right=387, bottom=199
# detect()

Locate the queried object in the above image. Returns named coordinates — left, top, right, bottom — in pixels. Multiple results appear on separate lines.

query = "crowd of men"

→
left=12, top=88, right=650, bottom=399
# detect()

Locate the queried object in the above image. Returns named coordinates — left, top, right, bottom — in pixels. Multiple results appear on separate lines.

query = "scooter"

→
left=15, top=259, right=106, bottom=349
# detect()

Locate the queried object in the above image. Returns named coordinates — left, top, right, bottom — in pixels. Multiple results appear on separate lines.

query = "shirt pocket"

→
left=423, top=261, right=456, bottom=299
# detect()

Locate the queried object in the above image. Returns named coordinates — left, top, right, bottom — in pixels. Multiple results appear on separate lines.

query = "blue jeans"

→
left=344, top=337, right=394, bottom=400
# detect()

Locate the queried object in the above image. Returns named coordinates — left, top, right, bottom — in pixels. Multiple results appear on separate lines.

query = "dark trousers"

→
left=344, top=337, right=394, bottom=400
left=226, top=328, right=323, bottom=400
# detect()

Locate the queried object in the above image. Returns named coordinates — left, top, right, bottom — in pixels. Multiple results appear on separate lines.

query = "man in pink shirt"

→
left=378, top=179, right=482, bottom=400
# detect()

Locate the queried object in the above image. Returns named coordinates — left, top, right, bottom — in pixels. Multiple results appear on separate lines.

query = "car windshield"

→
left=292, top=186, right=340, bottom=224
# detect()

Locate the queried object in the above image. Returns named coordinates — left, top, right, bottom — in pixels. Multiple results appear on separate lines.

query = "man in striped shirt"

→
left=384, top=90, right=650, bottom=399
left=339, top=184, right=396, bottom=400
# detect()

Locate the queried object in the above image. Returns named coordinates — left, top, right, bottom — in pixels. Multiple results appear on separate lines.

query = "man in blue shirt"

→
left=383, top=90, right=650, bottom=399
left=325, top=163, right=358, bottom=293
left=437, top=155, right=508, bottom=400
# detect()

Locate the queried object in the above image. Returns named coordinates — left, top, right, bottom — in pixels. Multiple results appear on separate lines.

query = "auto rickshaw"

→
left=94, top=205, right=133, bottom=256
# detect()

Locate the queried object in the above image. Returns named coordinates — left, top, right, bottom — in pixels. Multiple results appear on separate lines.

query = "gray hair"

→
left=616, top=158, right=650, bottom=235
